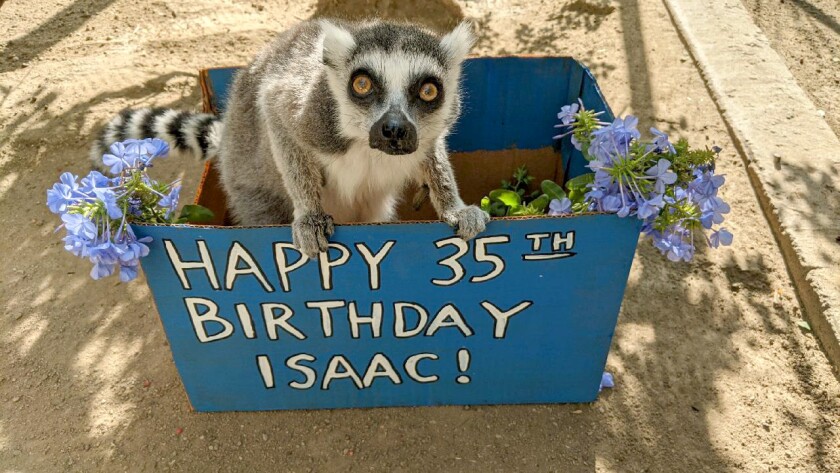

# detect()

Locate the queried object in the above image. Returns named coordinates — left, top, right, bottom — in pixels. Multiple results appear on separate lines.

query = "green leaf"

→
left=489, top=201, right=510, bottom=217
left=571, top=201, right=589, bottom=212
left=797, top=320, right=811, bottom=331
left=489, top=189, right=521, bottom=207
left=530, top=194, right=550, bottom=213
left=480, top=196, right=491, bottom=213
left=565, top=173, right=595, bottom=192
left=509, top=205, right=531, bottom=216
left=541, top=180, right=567, bottom=202
left=179, top=204, right=215, bottom=223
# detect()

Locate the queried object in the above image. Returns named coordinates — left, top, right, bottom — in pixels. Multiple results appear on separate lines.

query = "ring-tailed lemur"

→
left=91, top=19, right=489, bottom=258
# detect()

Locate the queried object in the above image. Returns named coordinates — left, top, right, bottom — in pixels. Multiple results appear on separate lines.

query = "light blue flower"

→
left=115, top=223, right=151, bottom=262
left=93, top=188, right=123, bottom=219
left=90, top=262, right=116, bottom=280
left=617, top=205, right=632, bottom=218
left=158, top=184, right=181, bottom=218
left=653, top=230, right=695, bottom=262
left=649, top=127, right=676, bottom=154
left=127, top=197, right=143, bottom=216
left=556, top=103, right=580, bottom=125
left=124, top=138, right=170, bottom=166
left=599, top=372, right=615, bottom=392
left=61, top=213, right=97, bottom=239
left=46, top=172, right=80, bottom=214
left=709, top=228, right=734, bottom=248
left=592, top=116, right=641, bottom=154
left=601, top=194, right=623, bottom=213
left=63, top=234, right=92, bottom=257
left=79, top=170, right=112, bottom=193
left=645, top=159, right=678, bottom=194
left=700, top=196, right=730, bottom=229
left=637, top=194, right=665, bottom=219
left=50, top=138, right=173, bottom=281
left=140, top=138, right=169, bottom=160
left=119, top=263, right=139, bottom=282
left=88, top=240, right=120, bottom=266
left=689, top=170, right=725, bottom=202
left=102, top=141, right=146, bottom=174
left=548, top=198, right=572, bottom=216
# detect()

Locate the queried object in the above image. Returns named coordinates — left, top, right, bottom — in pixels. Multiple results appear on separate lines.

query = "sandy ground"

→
left=741, top=0, right=840, bottom=138
left=1, top=0, right=840, bottom=472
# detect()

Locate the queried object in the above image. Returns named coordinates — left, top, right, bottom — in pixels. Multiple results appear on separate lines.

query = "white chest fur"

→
left=319, top=142, right=423, bottom=223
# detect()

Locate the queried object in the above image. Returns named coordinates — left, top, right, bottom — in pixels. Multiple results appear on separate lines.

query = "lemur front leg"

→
left=269, top=135, right=334, bottom=258
left=421, top=139, right=490, bottom=240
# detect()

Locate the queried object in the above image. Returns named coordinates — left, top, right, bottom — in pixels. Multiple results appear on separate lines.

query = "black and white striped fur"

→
left=90, top=107, right=223, bottom=164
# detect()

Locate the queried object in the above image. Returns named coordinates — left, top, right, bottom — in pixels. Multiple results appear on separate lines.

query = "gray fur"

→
left=421, top=136, right=489, bottom=239
left=90, top=18, right=487, bottom=257
left=348, top=22, right=449, bottom=68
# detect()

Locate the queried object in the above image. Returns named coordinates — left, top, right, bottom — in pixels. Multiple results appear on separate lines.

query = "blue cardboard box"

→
left=135, top=57, right=641, bottom=412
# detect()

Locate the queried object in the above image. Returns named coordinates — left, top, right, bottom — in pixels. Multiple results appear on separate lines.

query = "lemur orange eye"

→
left=352, top=75, right=372, bottom=96
left=419, top=82, right=438, bottom=102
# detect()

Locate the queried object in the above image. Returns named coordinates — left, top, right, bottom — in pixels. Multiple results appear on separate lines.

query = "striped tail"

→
left=90, top=107, right=223, bottom=166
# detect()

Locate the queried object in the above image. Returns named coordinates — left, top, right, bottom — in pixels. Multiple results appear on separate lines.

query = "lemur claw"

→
left=446, top=205, right=490, bottom=241
left=292, top=212, right=335, bottom=259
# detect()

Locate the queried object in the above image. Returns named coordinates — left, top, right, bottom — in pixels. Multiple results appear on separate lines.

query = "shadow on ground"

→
left=0, top=0, right=118, bottom=74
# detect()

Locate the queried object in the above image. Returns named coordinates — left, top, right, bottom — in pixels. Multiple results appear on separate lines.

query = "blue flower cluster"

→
left=555, top=102, right=733, bottom=262
left=47, top=139, right=179, bottom=281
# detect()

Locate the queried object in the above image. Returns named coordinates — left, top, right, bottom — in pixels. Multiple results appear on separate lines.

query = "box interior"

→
left=195, top=147, right=562, bottom=225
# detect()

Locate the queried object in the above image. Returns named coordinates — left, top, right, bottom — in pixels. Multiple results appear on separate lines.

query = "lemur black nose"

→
left=381, top=120, right=407, bottom=140
left=369, top=110, right=418, bottom=155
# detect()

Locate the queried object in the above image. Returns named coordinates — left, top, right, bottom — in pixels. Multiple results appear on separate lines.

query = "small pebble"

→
left=262, top=433, right=268, bottom=441
left=816, top=110, right=826, bottom=118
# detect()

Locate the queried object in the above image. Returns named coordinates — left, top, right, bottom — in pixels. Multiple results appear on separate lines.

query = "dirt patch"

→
left=312, top=0, right=464, bottom=33
left=741, top=0, right=840, bottom=136
left=1, top=0, right=839, bottom=472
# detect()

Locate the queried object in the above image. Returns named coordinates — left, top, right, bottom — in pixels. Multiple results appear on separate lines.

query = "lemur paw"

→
left=292, top=212, right=335, bottom=259
left=445, top=205, right=490, bottom=241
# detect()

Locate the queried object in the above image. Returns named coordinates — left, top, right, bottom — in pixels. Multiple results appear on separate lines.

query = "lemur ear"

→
left=320, top=20, right=356, bottom=68
left=440, top=20, right=476, bottom=65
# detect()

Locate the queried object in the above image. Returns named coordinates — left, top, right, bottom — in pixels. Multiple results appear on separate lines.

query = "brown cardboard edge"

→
left=134, top=212, right=612, bottom=230
left=196, top=70, right=216, bottom=208
left=193, top=161, right=217, bottom=207
left=199, top=69, right=217, bottom=115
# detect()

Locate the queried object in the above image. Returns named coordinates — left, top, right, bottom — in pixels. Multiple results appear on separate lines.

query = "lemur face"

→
left=321, top=21, right=475, bottom=156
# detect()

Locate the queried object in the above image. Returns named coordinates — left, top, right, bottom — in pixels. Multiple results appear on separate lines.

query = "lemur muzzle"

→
left=370, top=110, right=418, bottom=155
